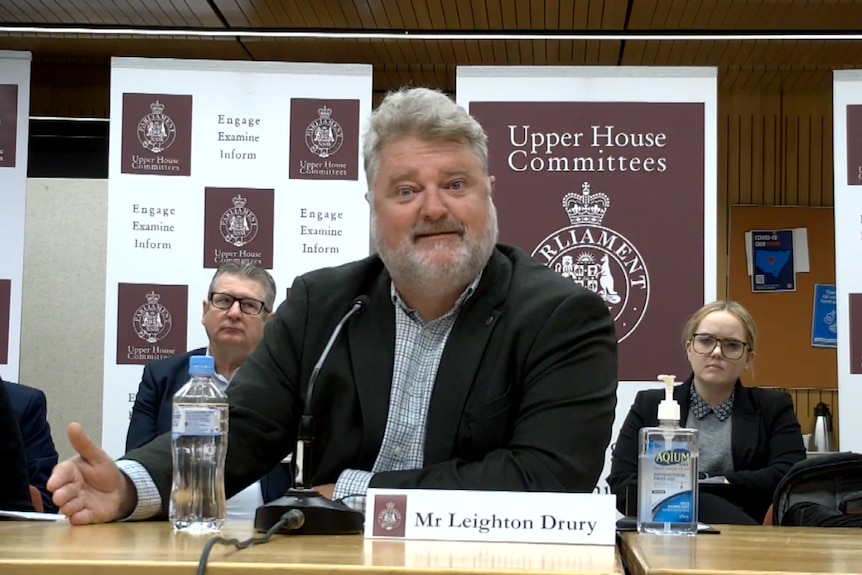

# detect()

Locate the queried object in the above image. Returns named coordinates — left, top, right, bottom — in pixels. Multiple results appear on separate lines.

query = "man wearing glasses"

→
left=125, top=262, right=291, bottom=520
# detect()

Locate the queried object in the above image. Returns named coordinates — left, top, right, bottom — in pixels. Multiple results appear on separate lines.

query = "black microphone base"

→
left=254, top=489, right=364, bottom=535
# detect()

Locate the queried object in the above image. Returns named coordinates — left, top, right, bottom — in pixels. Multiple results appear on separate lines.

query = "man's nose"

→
left=419, top=186, right=449, bottom=220
left=226, top=300, right=244, bottom=317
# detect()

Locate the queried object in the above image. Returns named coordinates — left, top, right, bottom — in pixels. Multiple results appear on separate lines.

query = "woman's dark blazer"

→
left=607, top=376, right=806, bottom=523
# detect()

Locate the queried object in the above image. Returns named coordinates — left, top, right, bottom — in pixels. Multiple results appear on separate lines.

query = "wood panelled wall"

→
left=720, top=88, right=833, bottom=208
left=716, top=83, right=833, bottom=300
left=719, top=83, right=837, bottom=441
left=30, top=59, right=110, bottom=118
left=776, top=388, right=839, bottom=449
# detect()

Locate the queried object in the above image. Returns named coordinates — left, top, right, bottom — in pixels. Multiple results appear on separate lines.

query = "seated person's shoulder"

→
left=747, top=386, right=794, bottom=409
left=2, top=380, right=46, bottom=409
left=635, top=387, right=666, bottom=401
left=146, top=348, right=207, bottom=372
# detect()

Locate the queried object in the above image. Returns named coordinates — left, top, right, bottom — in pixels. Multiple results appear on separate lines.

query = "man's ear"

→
left=266, top=311, right=275, bottom=322
left=201, top=300, right=208, bottom=324
left=488, top=175, right=496, bottom=196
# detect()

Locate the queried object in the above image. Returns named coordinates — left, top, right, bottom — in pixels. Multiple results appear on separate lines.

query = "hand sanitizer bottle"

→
left=637, top=374, right=699, bottom=535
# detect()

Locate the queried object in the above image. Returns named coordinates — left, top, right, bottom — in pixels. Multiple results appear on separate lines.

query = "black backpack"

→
left=771, top=452, right=862, bottom=527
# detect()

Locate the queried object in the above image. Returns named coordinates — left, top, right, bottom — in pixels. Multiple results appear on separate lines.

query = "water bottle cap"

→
left=188, top=355, right=215, bottom=375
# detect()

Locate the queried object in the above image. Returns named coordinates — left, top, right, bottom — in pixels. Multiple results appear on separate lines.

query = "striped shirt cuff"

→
left=115, top=459, right=163, bottom=521
left=333, top=469, right=372, bottom=515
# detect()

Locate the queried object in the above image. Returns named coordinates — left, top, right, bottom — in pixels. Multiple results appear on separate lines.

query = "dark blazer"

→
left=125, top=348, right=291, bottom=503
left=124, top=244, right=618, bottom=514
left=607, top=376, right=806, bottom=523
left=2, top=380, right=59, bottom=513
left=0, top=378, right=34, bottom=511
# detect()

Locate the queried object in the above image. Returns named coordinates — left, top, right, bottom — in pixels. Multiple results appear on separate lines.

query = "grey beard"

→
left=372, top=205, right=498, bottom=296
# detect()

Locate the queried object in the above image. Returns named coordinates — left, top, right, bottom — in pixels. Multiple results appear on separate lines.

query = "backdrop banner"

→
left=0, top=50, right=31, bottom=381
left=103, top=57, right=372, bottom=457
left=457, top=66, right=718, bottom=493
left=833, top=70, right=862, bottom=452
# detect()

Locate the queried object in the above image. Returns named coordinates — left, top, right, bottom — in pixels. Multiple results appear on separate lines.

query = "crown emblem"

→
left=317, top=106, right=332, bottom=120
left=145, top=291, right=161, bottom=305
left=232, top=194, right=248, bottom=209
left=149, top=101, right=165, bottom=115
left=563, top=182, right=610, bottom=225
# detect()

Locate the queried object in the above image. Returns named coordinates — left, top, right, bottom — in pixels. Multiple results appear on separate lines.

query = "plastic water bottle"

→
left=169, top=355, right=229, bottom=533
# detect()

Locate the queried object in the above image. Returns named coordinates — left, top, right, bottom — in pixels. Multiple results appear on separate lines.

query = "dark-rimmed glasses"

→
left=690, top=333, right=748, bottom=360
left=209, top=292, right=268, bottom=316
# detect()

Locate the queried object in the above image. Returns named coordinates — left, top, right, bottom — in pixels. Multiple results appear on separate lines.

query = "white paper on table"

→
left=0, top=510, right=66, bottom=521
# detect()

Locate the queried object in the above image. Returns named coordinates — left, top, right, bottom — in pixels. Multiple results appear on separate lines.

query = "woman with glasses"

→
left=607, top=300, right=806, bottom=524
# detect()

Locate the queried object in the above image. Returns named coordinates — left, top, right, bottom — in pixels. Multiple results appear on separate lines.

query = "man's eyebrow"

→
left=386, top=168, right=472, bottom=183
left=439, top=168, right=472, bottom=177
left=386, top=170, right=418, bottom=183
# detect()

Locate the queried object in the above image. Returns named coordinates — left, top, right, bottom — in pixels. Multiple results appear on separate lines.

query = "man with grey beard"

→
left=48, top=87, right=618, bottom=524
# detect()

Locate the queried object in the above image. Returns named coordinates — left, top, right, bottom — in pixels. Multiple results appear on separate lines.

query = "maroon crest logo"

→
left=533, top=182, right=649, bottom=342
left=305, top=106, right=344, bottom=158
left=372, top=494, right=407, bottom=537
left=121, top=93, right=192, bottom=176
left=220, top=194, right=259, bottom=246
left=137, top=100, right=176, bottom=153
left=0, top=279, right=10, bottom=364
left=0, top=84, right=19, bottom=168
left=203, top=187, right=274, bottom=269
left=133, top=291, right=173, bottom=344
left=289, top=98, right=360, bottom=181
left=377, top=502, right=403, bottom=530
left=116, top=283, right=188, bottom=364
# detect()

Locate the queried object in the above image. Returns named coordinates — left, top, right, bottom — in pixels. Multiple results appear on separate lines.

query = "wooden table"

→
left=620, top=524, right=862, bottom=575
left=0, top=520, right=622, bottom=574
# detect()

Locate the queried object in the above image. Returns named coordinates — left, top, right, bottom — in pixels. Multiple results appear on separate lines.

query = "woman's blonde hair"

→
left=681, top=300, right=757, bottom=352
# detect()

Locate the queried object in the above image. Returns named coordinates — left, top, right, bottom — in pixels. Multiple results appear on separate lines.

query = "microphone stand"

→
left=254, top=298, right=368, bottom=535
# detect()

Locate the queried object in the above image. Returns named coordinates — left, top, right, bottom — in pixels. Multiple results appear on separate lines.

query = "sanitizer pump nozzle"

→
left=656, top=374, right=680, bottom=423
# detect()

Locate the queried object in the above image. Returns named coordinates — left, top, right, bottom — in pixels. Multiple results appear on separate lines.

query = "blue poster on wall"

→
left=812, top=284, right=837, bottom=348
left=751, top=230, right=795, bottom=292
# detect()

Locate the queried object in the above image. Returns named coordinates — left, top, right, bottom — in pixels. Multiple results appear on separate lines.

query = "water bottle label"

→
left=172, top=407, right=221, bottom=436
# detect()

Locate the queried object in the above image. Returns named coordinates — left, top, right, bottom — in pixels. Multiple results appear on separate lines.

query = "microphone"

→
left=254, top=296, right=369, bottom=535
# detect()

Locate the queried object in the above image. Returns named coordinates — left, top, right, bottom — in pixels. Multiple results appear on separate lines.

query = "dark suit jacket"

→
left=0, top=379, right=34, bottom=511
left=124, top=245, right=618, bottom=515
left=607, top=376, right=806, bottom=523
left=2, top=379, right=59, bottom=513
left=125, top=348, right=291, bottom=503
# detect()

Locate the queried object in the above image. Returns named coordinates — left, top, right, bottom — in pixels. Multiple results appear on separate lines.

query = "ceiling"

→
left=1, top=0, right=861, bottom=102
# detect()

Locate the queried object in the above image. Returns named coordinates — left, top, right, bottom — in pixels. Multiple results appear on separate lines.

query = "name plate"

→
left=365, top=489, right=616, bottom=545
